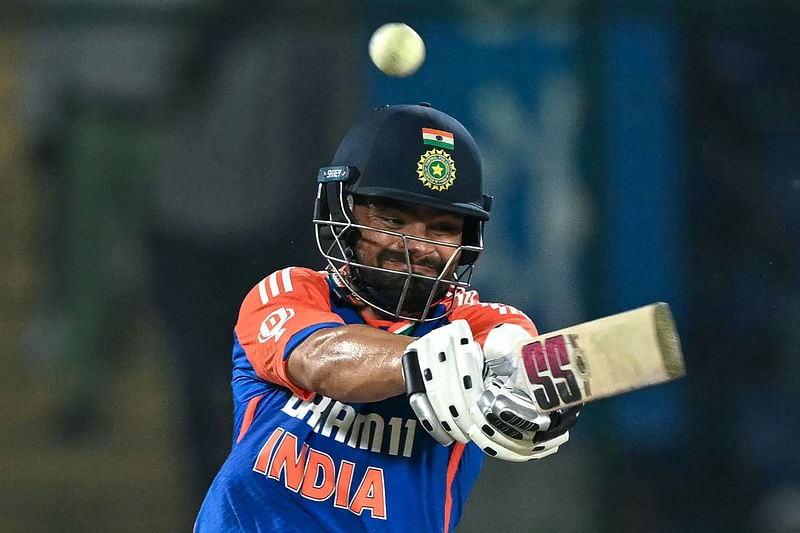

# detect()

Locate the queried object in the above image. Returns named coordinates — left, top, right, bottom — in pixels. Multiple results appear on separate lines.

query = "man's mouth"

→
left=382, top=259, right=440, bottom=277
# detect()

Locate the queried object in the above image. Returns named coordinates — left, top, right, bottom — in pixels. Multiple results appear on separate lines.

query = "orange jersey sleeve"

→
left=235, top=267, right=345, bottom=399
left=448, top=290, right=539, bottom=347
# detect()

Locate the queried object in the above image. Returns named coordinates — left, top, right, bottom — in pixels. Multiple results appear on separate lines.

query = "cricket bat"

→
left=516, top=302, right=685, bottom=412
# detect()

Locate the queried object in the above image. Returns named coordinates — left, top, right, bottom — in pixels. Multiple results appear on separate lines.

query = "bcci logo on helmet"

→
left=257, top=307, right=296, bottom=344
left=416, top=148, right=456, bottom=191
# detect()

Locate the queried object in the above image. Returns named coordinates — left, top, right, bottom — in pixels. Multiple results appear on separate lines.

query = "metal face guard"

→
left=315, top=228, right=480, bottom=322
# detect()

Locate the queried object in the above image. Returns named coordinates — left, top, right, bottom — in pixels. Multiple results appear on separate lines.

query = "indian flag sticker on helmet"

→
left=421, top=128, right=454, bottom=150
left=417, top=148, right=456, bottom=191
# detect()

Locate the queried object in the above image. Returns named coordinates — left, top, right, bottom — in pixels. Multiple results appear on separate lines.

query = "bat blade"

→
left=515, top=303, right=685, bottom=412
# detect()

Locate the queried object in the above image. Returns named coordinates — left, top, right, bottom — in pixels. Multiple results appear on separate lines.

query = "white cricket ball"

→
left=368, top=23, right=426, bottom=78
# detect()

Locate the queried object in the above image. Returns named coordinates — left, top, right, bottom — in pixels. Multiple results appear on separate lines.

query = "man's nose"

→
left=401, top=223, right=436, bottom=255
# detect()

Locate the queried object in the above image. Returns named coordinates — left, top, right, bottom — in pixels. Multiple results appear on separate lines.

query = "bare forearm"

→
left=287, top=325, right=415, bottom=403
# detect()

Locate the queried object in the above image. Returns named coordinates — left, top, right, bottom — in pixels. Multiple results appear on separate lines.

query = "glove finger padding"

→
left=467, top=395, right=571, bottom=462
left=402, top=320, right=484, bottom=445
left=465, top=378, right=552, bottom=462
left=466, top=402, right=541, bottom=462
left=476, top=383, right=552, bottom=438
left=470, top=379, right=578, bottom=461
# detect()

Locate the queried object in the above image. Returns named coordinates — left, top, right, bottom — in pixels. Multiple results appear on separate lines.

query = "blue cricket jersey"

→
left=195, top=267, right=538, bottom=532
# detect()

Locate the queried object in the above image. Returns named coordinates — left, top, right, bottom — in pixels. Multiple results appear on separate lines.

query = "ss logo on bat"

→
left=520, top=334, right=584, bottom=410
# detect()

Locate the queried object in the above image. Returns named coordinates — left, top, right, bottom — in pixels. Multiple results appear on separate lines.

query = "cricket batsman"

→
left=195, top=103, right=580, bottom=531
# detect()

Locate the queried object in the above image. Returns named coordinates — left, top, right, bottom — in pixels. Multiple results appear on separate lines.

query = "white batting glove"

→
left=401, top=320, right=485, bottom=446
left=402, top=321, right=580, bottom=461
left=471, top=323, right=580, bottom=461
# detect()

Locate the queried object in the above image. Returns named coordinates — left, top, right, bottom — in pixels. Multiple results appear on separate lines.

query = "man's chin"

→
left=389, top=284, right=450, bottom=316
left=358, top=276, right=437, bottom=314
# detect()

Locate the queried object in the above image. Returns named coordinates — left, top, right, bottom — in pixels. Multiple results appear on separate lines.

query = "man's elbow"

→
left=288, top=330, right=366, bottom=403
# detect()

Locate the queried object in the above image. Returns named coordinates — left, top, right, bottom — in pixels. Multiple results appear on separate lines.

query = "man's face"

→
left=350, top=197, right=465, bottom=314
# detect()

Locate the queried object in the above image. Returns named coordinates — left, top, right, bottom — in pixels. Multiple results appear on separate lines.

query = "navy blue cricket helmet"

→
left=314, top=103, right=492, bottom=321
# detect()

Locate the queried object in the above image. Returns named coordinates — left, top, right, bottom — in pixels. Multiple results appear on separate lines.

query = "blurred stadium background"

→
left=2, top=0, right=799, bottom=531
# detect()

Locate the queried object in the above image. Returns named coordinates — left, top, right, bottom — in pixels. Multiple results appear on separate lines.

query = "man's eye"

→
left=432, top=224, right=458, bottom=234
left=381, top=217, right=403, bottom=226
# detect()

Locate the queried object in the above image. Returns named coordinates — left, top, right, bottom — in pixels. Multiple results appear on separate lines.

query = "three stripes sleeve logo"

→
left=256, top=268, right=297, bottom=344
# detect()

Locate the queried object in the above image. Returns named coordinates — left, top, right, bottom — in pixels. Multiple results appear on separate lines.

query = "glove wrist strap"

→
left=401, top=349, right=425, bottom=396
